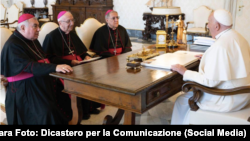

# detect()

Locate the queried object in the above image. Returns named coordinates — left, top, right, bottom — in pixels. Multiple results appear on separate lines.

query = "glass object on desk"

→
left=30, top=0, right=35, bottom=7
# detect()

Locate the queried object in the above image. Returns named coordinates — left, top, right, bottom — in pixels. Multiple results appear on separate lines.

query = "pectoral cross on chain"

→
left=114, top=50, right=117, bottom=55
left=69, top=50, right=75, bottom=56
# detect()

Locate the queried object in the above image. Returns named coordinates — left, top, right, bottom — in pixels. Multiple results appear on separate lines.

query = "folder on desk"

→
left=141, top=51, right=203, bottom=69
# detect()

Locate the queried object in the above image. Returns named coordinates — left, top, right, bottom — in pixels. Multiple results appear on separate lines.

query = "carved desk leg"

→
left=68, top=95, right=83, bottom=125
left=102, top=109, right=124, bottom=125
left=123, top=111, right=135, bottom=125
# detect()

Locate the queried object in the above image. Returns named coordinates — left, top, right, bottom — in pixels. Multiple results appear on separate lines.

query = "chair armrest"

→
left=0, top=22, right=9, bottom=29
left=8, top=20, right=18, bottom=25
left=182, top=81, right=250, bottom=111
left=0, top=19, right=7, bottom=23
left=186, top=21, right=194, bottom=30
left=205, top=22, right=208, bottom=32
left=48, top=15, right=52, bottom=21
left=1, top=76, right=8, bottom=92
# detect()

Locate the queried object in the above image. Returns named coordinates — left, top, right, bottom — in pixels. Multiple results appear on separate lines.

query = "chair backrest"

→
left=0, top=27, right=12, bottom=51
left=193, top=5, right=212, bottom=28
left=0, top=27, right=12, bottom=105
left=48, top=1, right=55, bottom=20
left=0, top=4, right=7, bottom=21
left=75, top=18, right=105, bottom=50
left=15, top=1, right=24, bottom=16
left=49, top=1, right=55, bottom=15
left=7, top=4, right=19, bottom=28
left=1, top=1, right=9, bottom=8
left=38, top=22, right=59, bottom=45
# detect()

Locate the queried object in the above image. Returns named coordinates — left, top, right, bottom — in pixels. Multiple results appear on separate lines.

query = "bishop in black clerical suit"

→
left=1, top=14, right=73, bottom=124
left=43, top=11, right=102, bottom=120
left=90, top=10, right=132, bottom=58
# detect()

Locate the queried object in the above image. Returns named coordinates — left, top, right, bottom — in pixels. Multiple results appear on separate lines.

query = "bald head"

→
left=207, top=10, right=232, bottom=39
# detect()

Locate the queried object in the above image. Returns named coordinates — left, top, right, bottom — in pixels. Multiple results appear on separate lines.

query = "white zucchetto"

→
left=214, top=9, right=232, bottom=26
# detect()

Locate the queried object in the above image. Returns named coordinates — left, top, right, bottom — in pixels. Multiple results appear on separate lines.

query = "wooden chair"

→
left=39, top=1, right=55, bottom=23
left=0, top=4, right=19, bottom=32
left=0, top=27, right=12, bottom=125
left=0, top=4, right=7, bottom=24
left=38, top=22, right=59, bottom=45
left=186, top=6, right=212, bottom=42
left=182, top=81, right=250, bottom=124
left=75, top=18, right=105, bottom=57
left=1, top=1, right=9, bottom=9
left=15, top=1, right=24, bottom=17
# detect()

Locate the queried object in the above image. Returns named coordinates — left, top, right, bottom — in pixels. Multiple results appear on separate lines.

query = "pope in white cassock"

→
left=170, top=9, right=250, bottom=124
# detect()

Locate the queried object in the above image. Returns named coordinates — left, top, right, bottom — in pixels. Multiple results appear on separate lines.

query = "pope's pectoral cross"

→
left=69, top=50, right=74, bottom=56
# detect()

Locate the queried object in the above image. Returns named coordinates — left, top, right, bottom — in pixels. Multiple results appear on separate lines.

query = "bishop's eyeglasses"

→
left=61, top=19, right=75, bottom=24
left=110, top=16, right=120, bottom=20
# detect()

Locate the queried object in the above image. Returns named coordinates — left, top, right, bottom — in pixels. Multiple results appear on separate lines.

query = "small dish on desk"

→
left=126, top=61, right=142, bottom=70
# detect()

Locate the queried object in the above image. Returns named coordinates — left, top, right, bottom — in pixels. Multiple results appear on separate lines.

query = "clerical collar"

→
left=215, top=28, right=231, bottom=39
left=58, top=27, right=69, bottom=35
left=107, top=24, right=117, bottom=31
left=14, top=30, right=32, bottom=42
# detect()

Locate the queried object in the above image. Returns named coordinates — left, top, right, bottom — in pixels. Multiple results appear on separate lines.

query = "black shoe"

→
left=82, top=114, right=90, bottom=120
left=90, top=109, right=100, bottom=114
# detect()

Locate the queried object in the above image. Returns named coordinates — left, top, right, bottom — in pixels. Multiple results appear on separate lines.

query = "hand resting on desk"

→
left=171, top=64, right=187, bottom=75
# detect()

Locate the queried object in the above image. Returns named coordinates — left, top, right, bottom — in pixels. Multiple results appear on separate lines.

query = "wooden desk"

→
left=50, top=47, right=198, bottom=125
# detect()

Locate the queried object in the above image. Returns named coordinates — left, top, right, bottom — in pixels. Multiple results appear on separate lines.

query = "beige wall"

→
left=6, top=0, right=225, bottom=30
left=235, top=0, right=250, bottom=45
left=114, top=0, right=225, bottom=30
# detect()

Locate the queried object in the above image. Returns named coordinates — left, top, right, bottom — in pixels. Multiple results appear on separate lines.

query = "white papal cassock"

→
left=171, top=29, right=250, bottom=124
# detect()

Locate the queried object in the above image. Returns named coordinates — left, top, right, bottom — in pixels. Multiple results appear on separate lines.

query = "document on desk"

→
left=141, top=51, right=203, bottom=69
left=80, top=56, right=102, bottom=63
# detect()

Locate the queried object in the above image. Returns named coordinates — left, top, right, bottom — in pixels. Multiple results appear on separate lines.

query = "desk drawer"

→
left=146, top=76, right=184, bottom=106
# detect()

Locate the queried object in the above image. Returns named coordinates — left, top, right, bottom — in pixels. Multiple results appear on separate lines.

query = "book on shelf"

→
left=141, top=51, right=203, bottom=70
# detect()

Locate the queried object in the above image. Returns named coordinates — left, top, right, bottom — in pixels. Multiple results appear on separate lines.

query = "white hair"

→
left=16, top=17, right=37, bottom=31
left=105, top=10, right=118, bottom=19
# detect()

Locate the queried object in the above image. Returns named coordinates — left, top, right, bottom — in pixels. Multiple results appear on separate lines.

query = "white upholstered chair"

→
left=2, top=0, right=10, bottom=8
left=1, top=4, right=19, bottom=32
left=0, top=27, right=12, bottom=125
left=75, top=18, right=105, bottom=57
left=182, top=81, right=250, bottom=125
left=38, top=22, right=59, bottom=45
left=15, top=1, right=24, bottom=17
left=39, top=1, right=55, bottom=23
left=0, top=4, right=7, bottom=24
left=186, top=6, right=213, bottom=41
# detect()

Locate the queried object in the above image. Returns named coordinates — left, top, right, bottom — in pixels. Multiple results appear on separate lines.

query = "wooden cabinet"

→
left=52, top=0, right=113, bottom=31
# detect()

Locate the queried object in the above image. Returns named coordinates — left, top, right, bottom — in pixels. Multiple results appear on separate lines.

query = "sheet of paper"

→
left=80, top=56, right=102, bottom=63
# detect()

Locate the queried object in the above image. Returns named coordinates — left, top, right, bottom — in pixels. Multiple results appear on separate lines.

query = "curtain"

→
left=224, top=0, right=237, bottom=29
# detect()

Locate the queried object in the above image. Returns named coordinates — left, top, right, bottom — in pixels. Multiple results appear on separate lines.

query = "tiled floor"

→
left=80, top=91, right=184, bottom=125
left=0, top=37, right=186, bottom=125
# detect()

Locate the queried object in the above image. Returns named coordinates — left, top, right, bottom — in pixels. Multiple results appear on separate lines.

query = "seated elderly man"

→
left=170, top=9, right=250, bottom=124
left=1, top=14, right=73, bottom=124
left=43, top=11, right=103, bottom=121
left=90, top=10, right=132, bottom=58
